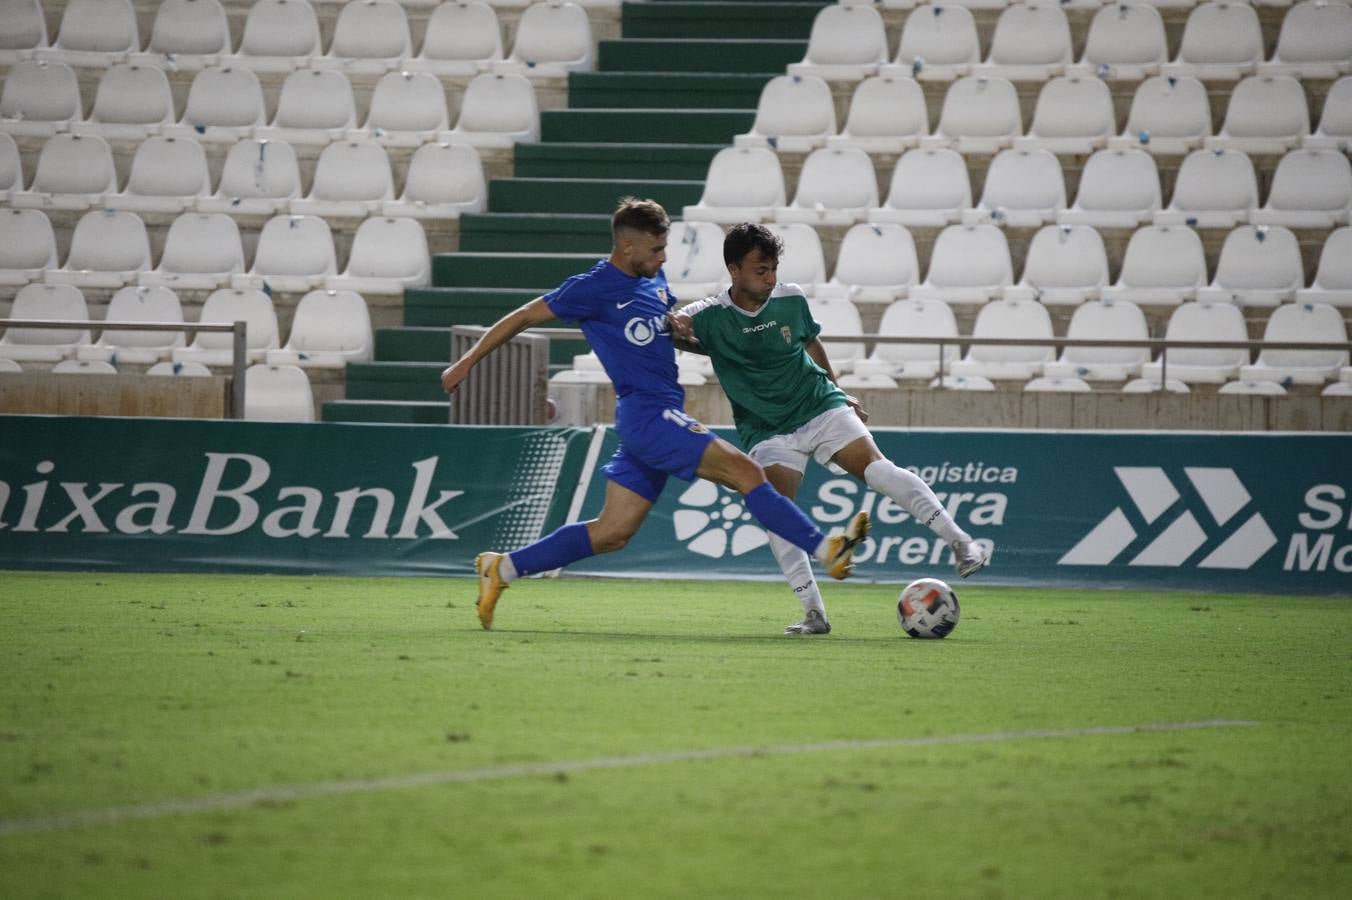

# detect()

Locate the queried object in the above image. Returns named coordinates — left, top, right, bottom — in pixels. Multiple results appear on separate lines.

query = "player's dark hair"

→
left=723, top=222, right=783, bottom=266
left=612, top=197, right=670, bottom=239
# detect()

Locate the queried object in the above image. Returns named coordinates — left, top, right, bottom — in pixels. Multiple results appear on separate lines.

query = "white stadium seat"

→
left=0, top=0, right=48, bottom=64
left=291, top=140, right=395, bottom=218
left=1249, top=150, right=1352, bottom=229
left=735, top=74, right=837, bottom=153
left=806, top=298, right=867, bottom=371
left=315, top=0, right=412, bottom=74
left=173, top=288, right=280, bottom=366
left=1122, top=377, right=1189, bottom=394
left=774, top=147, right=878, bottom=226
left=1238, top=301, right=1349, bottom=384
left=0, top=132, right=20, bottom=193
left=1110, top=75, right=1211, bottom=156
left=355, top=71, right=449, bottom=147
left=920, top=75, right=1022, bottom=154
left=964, top=148, right=1065, bottom=227
left=45, top=209, right=151, bottom=289
left=244, top=364, right=315, bottom=422
left=1014, top=76, right=1115, bottom=155
left=147, top=361, right=213, bottom=376
left=950, top=297, right=1055, bottom=380
left=1196, top=225, right=1304, bottom=307
left=40, top=0, right=139, bottom=68
left=234, top=215, right=338, bottom=293
left=105, top=135, right=211, bottom=214
left=132, top=0, right=231, bottom=71
left=231, top=0, right=322, bottom=72
left=0, top=60, right=80, bottom=138
left=1162, top=1, right=1264, bottom=81
left=973, top=3, right=1073, bottom=82
left=0, top=358, right=22, bottom=372
left=0, top=283, right=92, bottom=363
left=138, top=212, right=245, bottom=291
left=493, top=1, right=594, bottom=78
left=1044, top=298, right=1150, bottom=382
left=327, top=217, right=430, bottom=294
left=440, top=73, right=539, bottom=148
left=1259, top=0, right=1352, bottom=79
left=868, top=148, right=971, bottom=227
left=1304, top=75, right=1352, bottom=150
left=1006, top=224, right=1109, bottom=306
left=1218, top=379, right=1287, bottom=396
left=683, top=147, right=785, bottom=224
left=382, top=142, right=486, bottom=220
left=73, top=64, right=175, bottom=141
left=51, top=359, right=116, bottom=375
left=1205, top=76, right=1310, bottom=155
left=826, top=75, right=928, bottom=154
left=1296, top=226, right=1352, bottom=307
left=403, top=0, right=503, bottom=76
left=164, top=66, right=266, bottom=144
left=886, top=3, right=979, bottom=82
left=8, top=133, right=116, bottom=211
left=1058, top=148, right=1162, bottom=229
left=822, top=223, right=919, bottom=304
left=765, top=223, right=829, bottom=293
left=77, top=285, right=185, bottom=364
left=910, top=223, right=1014, bottom=305
left=867, top=297, right=959, bottom=379
left=931, top=374, right=996, bottom=391
left=1068, top=3, right=1167, bottom=82
left=266, top=289, right=373, bottom=368
left=199, top=139, right=303, bottom=216
left=1155, top=149, right=1258, bottom=228
left=254, top=69, right=358, bottom=146
left=0, top=208, right=57, bottom=287
left=1323, top=381, right=1352, bottom=396
left=1101, top=224, right=1208, bottom=306
left=1141, top=301, right=1249, bottom=383
left=788, top=4, right=887, bottom=81
left=1024, top=376, right=1091, bottom=393
left=664, top=221, right=728, bottom=301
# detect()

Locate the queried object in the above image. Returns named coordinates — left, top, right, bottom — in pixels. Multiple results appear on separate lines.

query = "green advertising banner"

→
left=0, top=416, right=595, bottom=576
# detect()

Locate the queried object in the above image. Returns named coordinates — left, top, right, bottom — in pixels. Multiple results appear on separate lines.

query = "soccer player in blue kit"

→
left=441, top=199, right=870, bottom=629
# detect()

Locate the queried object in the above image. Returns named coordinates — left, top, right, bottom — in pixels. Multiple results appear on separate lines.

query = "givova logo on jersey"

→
left=1060, top=467, right=1278, bottom=569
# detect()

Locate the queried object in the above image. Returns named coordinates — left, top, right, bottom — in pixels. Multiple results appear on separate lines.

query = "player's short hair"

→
left=612, top=197, right=670, bottom=239
left=723, top=222, right=783, bottom=266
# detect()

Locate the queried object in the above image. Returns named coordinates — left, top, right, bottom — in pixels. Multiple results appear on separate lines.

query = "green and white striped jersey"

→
left=684, top=283, right=846, bottom=450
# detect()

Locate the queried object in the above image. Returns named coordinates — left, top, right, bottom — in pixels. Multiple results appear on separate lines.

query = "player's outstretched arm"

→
left=666, top=310, right=706, bottom=355
left=441, top=298, right=557, bottom=394
left=805, top=336, right=868, bottom=424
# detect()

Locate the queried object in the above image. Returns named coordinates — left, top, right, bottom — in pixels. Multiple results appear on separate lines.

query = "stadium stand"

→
left=683, top=147, right=786, bottom=224
left=1140, top=301, right=1250, bottom=384
left=493, top=0, right=595, bottom=77
left=950, top=297, right=1056, bottom=380
left=1100, top=224, right=1208, bottom=306
left=0, top=208, right=57, bottom=286
left=138, top=213, right=246, bottom=291
left=963, top=148, right=1065, bottom=226
left=1013, top=75, right=1115, bottom=155
left=105, top=135, right=211, bottom=214
left=0, top=59, right=79, bottom=137
left=1004, top=224, right=1109, bottom=307
left=1067, top=2, right=1167, bottom=82
left=0, top=283, right=92, bottom=363
left=1237, top=301, right=1350, bottom=384
left=402, top=0, right=504, bottom=76
left=40, top=0, right=139, bottom=68
left=735, top=74, right=837, bottom=153
left=820, top=222, right=920, bottom=304
left=1057, top=148, right=1162, bottom=229
left=920, top=75, right=1021, bottom=153
left=1043, top=299, right=1151, bottom=383
left=132, top=0, right=232, bottom=71
left=1205, top=75, right=1310, bottom=155
left=774, top=146, right=878, bottom=225
left=173, top=289, right=280, bottom=366
left=868, top=147, right=971, bottom=227
left=1297, top=227, right=1352, bottom=307
left=199, top=139, right=303, bottom=216
left=45, top=209, right=151, bottom=289
left=243, top=363, right=316, bottom=422
left=825, top=74, right=928, bottom=152
left=865, top=297, right=959, bottom=380
left=972, top=2, right=1072, bottom=82
left=887, top=3, right=979, bottom=82
left=75, top=64, right=176, bottom=141
left=253, top=68, right=358, bottom=145
left=1196, top=224, right=1305, bottom=307
left=265, top=289, right=374, bottom=369
left=910, top=223, right=1014, bottom=304
left=75, top=285, right=185, bottom=365
left=788, top=3, right=888, bottom=81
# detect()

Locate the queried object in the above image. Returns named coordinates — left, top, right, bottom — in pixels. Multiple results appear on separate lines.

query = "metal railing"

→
left=0, top=319, right=248, bottom=417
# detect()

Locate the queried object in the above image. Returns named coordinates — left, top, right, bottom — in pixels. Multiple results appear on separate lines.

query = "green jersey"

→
left=684, top=283, right=846, bottom=450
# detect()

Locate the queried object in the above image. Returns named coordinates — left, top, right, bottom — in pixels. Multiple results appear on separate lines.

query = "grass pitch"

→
left=1, top=571, right=1350, bottom=899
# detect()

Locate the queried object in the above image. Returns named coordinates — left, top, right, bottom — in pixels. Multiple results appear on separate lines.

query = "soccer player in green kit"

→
left=671, top=223, right=991, bottom=635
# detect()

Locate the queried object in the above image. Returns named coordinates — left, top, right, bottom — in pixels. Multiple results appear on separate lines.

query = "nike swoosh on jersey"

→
left=616, top=298, right=641, bottom=309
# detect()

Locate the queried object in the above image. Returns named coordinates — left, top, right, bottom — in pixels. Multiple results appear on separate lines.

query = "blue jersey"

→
left=544, top=259, right=682, bottom=407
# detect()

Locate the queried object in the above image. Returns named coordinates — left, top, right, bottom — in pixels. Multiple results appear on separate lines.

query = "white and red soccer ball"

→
left=897, top=578, right=960, bottom=639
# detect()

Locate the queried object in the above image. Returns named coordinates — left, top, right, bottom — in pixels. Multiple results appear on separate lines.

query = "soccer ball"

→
left=897, top=578, right=960, bottom=639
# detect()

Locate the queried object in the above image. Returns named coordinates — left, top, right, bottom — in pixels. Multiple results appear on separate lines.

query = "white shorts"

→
left=748, top=405, right=870, bottom=474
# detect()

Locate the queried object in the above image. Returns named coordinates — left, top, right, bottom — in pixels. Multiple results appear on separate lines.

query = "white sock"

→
left=864, top=459, right=971, bottom=545
left=770, top=533, right=826, bottom=618
left=498, top=553, right=518, bottom=582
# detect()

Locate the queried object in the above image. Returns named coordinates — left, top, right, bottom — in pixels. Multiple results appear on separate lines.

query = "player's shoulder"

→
left=770, top=282, right=809, bottom=302
left=680, top=292, right=730, bottom=319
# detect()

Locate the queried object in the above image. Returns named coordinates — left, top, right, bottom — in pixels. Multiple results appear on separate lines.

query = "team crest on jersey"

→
left=656, top=288, right=668, bottom=304
left=781, top=325, right=792, bottom=345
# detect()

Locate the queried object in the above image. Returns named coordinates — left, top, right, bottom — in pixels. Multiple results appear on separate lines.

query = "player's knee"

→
left=587, top=521, right=632, bottom=554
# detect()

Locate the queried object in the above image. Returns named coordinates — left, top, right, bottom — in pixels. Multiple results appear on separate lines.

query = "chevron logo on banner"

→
left=1060, top=467, right=1279, bottom=569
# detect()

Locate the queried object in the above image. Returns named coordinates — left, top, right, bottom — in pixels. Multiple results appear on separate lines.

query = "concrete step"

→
left=487, top=176, right=705, bottom=215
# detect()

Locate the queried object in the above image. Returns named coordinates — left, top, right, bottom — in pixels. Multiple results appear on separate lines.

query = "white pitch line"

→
left=0, top=719, right=1259, bottom=837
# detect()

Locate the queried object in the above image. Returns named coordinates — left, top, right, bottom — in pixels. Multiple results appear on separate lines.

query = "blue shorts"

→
left=602, top=399, right=716, bottom=503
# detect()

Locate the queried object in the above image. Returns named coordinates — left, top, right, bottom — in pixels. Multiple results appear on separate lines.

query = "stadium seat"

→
left=131, top=0, right=231, bottom=71
left=836, top=371, right=898, bottom=390
left=138, top=212, right=245, bottom=291
left=788, top=4, right=887, bottom=81
left=163, top=66, right=266, bottom=144
left=1101, top=224, right=1208, bottom=306
left=72, top=64, right=175, bottom=141
left=0, top=0, right=47, bottom=65
left=0, top=208, right=57, bottom=287
left=1196, top=225, right=1304, bottom=307
left=1044, top=298, right=1150, bottom=381
left=950, top=297, right=1055, bottom=379
left=8, top=133, right=116, bottom=211
left=494, top=1, right=593, bottom=78
left=402, top=0, right=503, bottom=76
left=1122, top=376, right=1190, bottom=394
left=868, top=148, right=971, bottom=227
left=735, top=74, right=837, bottom=153
left=381, top=142, right=486, bottom=220
left=931, top=374, right=996, bottom=391
left=353, top=71, right=449, bottom=147
left=664, top=221, right=728, bottom=301
left=173, top=288, right=280, bottom=366
left=1249, top=150, right=1352, bottom=229
left=254, top=69, right=358, bottom=146
left=1024, top=375, right=1091, bottom=392
left=199, top=139, right=303, bottom=216
left=0, top=60, right=81, bottom=138
left=825, top=75, right=928, bottom=154
left=315, top=0, right=412, bottom=74
left=1237, top=301, right=1349, bottom=384
left=1295, top=226, right=1352, bottom=307
left=1109, top=75, right=1212, bottom=156
left=266, top=289, right=373, bottom=368
left=0, top=358, right=22, bottom=372
left=230, top=0, right=322, bottom=72
left=806, top=298, right=866, bottom=371
left=821, top=223, right=919, bottom=304
left=683, top=147, right=785, bottom=224
left=972, top=3, right=1073, bottom=82
left=147, top=360, right=212, bottom=376
left=1058, top=149, right=1162, bottom=228
left=40, top=0, right=139, bottom=68
left=1006, top=224, right=1109, bottom=306
left=51, top=359, right=117, bottom=375
left=1067, top=2, right=1167, bottom=82
left=244, top=364, right=315, bottom=422
left=1162, top=1, right=1264, bottom=81
left=234, top=215, right=338, bottom=293
left=291, top=140, right=395, bottom=218
left=884, top=4, right=979, bottom=83
left=327, top=217, right=430, bottom=294
left=1205, top=76, right=1310, bottom=154
left=105, top=135, right=211, bottom=214
left=910, top=223, right=1014, bottom=305
left=866, top=297, right=959, bottom=379
left=0, top=132, right=20, bottom=193
left=76, top=285, right=185, bottom=364
left=45, top=209, right=151, bottom=289
left=1259, top=0, right=1352, bottom=80
left=1154, top=149, right=1258, bottom=228
left=963, top=148, right=1065, bottom=227
left=1141, top=301, right=1250, bottom=383
left=1013, top=76, right=1115, bottom=155
left=1304, top=75, right=1352, bottom=150
left=1322, top=381, right=1352, bottom=396
left=765, top=223, right=829, bottom=294
left=1218, top=379, right=1287, bottom=395
left=774, top=147, right=878, bottom=226
left=920, top=75, right=1022, bottom=154
left=440, top=73, right=539, bottom=148
left=0, top=283, right=92, bottom=363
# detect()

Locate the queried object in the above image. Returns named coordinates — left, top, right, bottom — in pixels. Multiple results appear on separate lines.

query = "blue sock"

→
left=509, top=522, right=594, bottom=577
left=744, top=483, right=824, bottom=556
